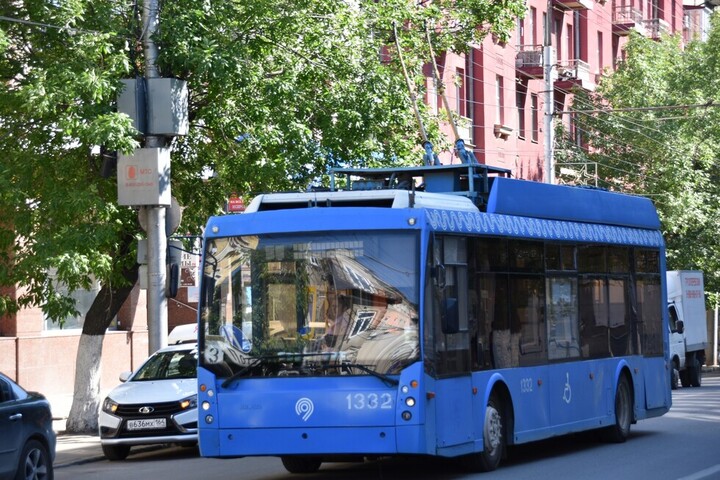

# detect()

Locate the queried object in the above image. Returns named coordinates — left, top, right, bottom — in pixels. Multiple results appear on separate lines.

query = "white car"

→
left=99, top=342, right=197, bottom=460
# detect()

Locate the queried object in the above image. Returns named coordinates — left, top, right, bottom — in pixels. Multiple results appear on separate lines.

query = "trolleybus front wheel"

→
left=463, top=392, right=505, bottom=472
left=280, top=456, right=322, bottom=474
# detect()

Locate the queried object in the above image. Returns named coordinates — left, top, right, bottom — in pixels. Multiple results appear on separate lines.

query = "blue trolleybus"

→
left=196, top=163, right=671, bottom=473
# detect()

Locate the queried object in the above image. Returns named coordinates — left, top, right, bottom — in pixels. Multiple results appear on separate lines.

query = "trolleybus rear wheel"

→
left=280, top=456, right=322, bottom=474
left=603, top=373, right=633, bottom=443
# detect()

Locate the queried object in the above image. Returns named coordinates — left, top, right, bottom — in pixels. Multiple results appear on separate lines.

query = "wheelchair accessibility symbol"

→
left=563, top=372, right=572, bottom=404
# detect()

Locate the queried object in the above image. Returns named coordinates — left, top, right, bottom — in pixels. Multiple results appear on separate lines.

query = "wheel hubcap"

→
left=485, top=405, right=502, bottom=452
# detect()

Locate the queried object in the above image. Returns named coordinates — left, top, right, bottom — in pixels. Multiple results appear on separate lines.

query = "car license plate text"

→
left=127, top=418, right=166, bottom=430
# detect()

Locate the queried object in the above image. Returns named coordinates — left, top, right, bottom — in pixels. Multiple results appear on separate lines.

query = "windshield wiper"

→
left=221, top=358, right=263, bottom=388
left=341, top=362, right=399, bottom=387
left=221, top=352, right=337, bottom=387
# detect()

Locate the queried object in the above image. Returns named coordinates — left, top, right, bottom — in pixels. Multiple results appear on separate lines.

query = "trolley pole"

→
left=543, top=0, right=555, bottom=184
left=142, top=0, right=168, bottom=354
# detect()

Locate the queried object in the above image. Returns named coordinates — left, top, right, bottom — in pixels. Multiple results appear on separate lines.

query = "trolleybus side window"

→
left=546, top=243, right=580, bottom=361
left=634, top=248, right=663, bottom=356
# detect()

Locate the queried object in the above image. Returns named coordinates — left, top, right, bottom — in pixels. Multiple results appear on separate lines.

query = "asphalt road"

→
left=57, top=373, right=720, bottom=480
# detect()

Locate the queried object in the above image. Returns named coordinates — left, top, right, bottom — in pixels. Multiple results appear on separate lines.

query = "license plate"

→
left=127, top=418, right=166, bottom=430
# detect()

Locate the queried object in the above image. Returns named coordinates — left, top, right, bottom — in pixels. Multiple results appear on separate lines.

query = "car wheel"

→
left=102, top=444, right=131, bottom=461
left=670, top=359, right=679, bottom=390
left=15, top=439, right=53, bottom=480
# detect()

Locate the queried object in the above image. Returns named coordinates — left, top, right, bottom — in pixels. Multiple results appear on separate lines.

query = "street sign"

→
left=228, top=194, right=245, bottom=213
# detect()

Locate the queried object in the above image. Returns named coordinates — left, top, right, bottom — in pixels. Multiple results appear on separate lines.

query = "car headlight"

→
left=102, top=397, right=119, bottom=414
left=180, top=394, right=197, bottom=410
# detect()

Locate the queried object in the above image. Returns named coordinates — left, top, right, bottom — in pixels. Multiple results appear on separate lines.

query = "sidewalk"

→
left=54, top=432, right=164, bottom=469
left=54, top=434, right=106, bottom=469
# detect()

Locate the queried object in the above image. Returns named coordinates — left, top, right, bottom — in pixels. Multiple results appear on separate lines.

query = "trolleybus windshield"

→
left=199, top=231, right=420, bottom=382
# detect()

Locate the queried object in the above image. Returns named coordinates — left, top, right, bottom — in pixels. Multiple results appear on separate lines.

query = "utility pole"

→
left=543, top=0, right=556, bottom=184
left=142, top=0, right=168, bottom=354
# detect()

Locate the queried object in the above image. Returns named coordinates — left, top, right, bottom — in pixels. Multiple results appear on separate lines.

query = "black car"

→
left=0, top=372, right=56, bottom=480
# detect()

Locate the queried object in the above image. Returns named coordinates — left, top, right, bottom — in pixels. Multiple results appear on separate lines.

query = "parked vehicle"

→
left=98, top=339, right=198, bottom=460
left=0, top=372, right=56, bottom=480
left=667, top=270, right=708, bottom=389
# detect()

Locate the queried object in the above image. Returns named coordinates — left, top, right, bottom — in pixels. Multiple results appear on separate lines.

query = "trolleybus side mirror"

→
left=441, top=297, right=459, bottom=334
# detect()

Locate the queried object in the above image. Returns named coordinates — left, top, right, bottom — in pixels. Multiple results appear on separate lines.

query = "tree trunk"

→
left=65, top=236, right=139, bottom=434
left=66, top=333, right=105, bottom=433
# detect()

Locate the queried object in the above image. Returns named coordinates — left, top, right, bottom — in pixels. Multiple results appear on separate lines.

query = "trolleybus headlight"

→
left=401, top=411, right=412, bottom=421
left=205, top=415, right=214, bottom=424
left=405, top=397, right=416, bottom=407
left=401, top=385, right=409, bottom=394
left=202, top=401, right=211, bottom=411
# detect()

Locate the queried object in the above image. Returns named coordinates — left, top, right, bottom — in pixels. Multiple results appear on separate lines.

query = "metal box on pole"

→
left=117, top=148, right=172, bottom=206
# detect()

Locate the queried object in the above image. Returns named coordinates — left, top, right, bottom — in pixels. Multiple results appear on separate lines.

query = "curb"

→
left=55, top=454, right=108, bottom=469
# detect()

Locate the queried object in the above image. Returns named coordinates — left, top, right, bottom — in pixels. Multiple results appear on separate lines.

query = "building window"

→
left=495, top=75, right=504, bottom=125
left=517, top=16, right=525, bottom=45
left=531, top=94, right=539, bottom=142
left=43, top=275, right=107, bottom=331
left=597, top=31, right=604, bottom=72
left=427, top=76, right=438, bottom=114
left=455, top=68, right=466, bottom=117
left=516, top=85, right=526, bottom=140
left=530, top=7, right=537, bottom=45
left=555, top=17, right=563, bottom=61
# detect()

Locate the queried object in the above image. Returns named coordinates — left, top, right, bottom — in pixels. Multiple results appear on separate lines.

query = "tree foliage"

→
left=0, top=0, right=524, bottom=320
left=556, top=19, right=720, bottom=295
left=0, top=0, right=524, bottom=431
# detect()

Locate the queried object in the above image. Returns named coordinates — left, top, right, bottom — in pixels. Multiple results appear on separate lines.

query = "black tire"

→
left=102, top=444, right=131, bottom=461
left=463, top=393, right=505, bottom=472
left=603, top=374, right=633, bottom=443
left=14, top=439, right=53, bottom=480
left=680, top=368, right=690, bottom=388
left=689, top=357, right=702, bottom=387
left=280, top=456, right=322, bottom=474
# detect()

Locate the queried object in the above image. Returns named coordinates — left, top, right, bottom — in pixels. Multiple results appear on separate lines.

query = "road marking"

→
left=677, top=464, right=720, bottom=480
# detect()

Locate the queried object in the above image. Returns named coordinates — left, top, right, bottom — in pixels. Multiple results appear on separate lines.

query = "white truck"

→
left=667, top=270, right=707, bottom=389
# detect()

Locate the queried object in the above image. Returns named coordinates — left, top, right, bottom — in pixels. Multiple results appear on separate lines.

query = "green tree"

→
left=556, top=20, right=720, bottom=295
left=0, top=0, right=524, bottom=432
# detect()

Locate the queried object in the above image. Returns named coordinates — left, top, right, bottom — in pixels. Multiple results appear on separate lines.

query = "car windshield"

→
left=132, top=349, right=197, bottom=381
left=199, top=231, right=420, bottom=379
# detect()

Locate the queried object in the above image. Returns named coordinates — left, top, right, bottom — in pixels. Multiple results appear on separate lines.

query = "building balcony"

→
left=555, top=60, right=596, bottom=92
left=553, top=0, right=593, bottom=11
left=643, top=18, right=671, bottom=39
left=612, top=6, right=647, bottom=36
left=516, top=45, right=544, bottom=79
